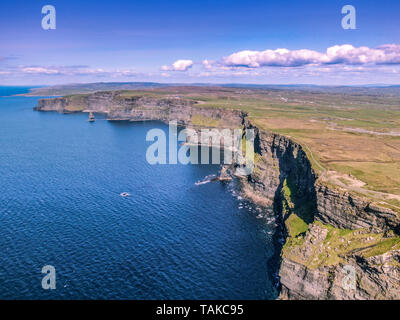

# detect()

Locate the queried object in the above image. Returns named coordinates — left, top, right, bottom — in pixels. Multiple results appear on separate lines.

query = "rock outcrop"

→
left=35, top=91, right=400, bottom=299
left=316, top=184, right=400, bottom=234
left=279, top=224, right=400, bottom=300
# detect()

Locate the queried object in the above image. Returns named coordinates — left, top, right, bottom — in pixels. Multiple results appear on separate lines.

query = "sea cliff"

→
left=35, top=91, right=400, bottom=300
left=34, top=91, right=245, bottom=128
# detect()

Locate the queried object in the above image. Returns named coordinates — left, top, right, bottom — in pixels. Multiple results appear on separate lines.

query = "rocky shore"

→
left=35, top=91, right=400, bottom=300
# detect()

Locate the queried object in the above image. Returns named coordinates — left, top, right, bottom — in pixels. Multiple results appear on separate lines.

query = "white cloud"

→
left=202, top=59, right=214, bottom=70
left=222, top=44, right=400, bottom=68
left=22, top=67, right=61, bottom=74
left=161, top=59, right=193, bottom=71
left=17, top=65, right=141, bottom=77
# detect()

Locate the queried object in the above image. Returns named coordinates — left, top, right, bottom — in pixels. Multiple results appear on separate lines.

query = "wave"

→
left=195, top=174, right=218, bottom=186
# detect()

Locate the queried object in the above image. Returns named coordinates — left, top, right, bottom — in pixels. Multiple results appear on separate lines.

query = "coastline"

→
left=34, top=91, right=400, bottom=300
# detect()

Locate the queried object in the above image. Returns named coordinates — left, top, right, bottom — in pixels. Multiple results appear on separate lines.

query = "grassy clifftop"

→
left=145, top=86, right=400, bottom=211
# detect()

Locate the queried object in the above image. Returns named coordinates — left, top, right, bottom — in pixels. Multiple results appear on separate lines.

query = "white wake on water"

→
left=194, top=174, right=218, bottom=186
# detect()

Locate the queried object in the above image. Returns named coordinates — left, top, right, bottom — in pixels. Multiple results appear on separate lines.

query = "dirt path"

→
left=321, top=171, right=400, bottom=211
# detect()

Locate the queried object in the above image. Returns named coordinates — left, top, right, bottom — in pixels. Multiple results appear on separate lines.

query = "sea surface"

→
left=0, top=86, right=279, bottom=299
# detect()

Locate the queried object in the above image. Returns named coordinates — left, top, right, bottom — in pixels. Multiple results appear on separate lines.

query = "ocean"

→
left=0, top=87, right=279, bottom=299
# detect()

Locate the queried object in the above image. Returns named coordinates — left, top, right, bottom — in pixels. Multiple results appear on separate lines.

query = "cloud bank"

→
left=222, top=44, right=400, bottom=68
left=3, top=44, right=400, bottom=85
left=15, top=65, right=140, bottom=77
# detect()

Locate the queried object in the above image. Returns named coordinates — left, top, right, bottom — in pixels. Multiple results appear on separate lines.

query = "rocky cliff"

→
left=240, top=125, right=400, bottom=300
left=35, top=92, right=400, bottom=300
left=35, top=91, right=245, bottom=128
left=279, top=223, right=400, bottom=299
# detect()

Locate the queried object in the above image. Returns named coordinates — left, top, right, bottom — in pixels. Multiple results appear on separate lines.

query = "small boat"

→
left=120, top=192, right=130, bottom=197
left=88, top=112, right=95, bottom=122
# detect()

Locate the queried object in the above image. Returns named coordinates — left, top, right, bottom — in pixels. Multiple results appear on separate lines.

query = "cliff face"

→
left=239, top=124, right=316, bottom=209
left=35, top=92, right=245, bottom=129
left=238, top=123, right=400, bottom=300
left=35, top=97, right=69, bottom=112
left=35, top=92, right=400, bottom=299
left=315, top=184, right=399, bottom=234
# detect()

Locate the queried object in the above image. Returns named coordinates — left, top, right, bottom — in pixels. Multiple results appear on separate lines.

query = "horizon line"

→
left=3, top=82, right=400, bottom=88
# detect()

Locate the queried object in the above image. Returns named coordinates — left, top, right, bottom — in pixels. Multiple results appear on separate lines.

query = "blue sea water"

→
left=0, top=87, right=279, bottom=299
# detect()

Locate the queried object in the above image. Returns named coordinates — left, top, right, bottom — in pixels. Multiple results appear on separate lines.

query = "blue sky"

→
left=1, top=0, right=400, bottom=85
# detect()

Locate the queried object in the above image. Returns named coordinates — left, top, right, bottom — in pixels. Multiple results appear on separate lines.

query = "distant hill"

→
left=24, top=82, right=172, bottom=96
left=23, top=81, right=400, bottom=97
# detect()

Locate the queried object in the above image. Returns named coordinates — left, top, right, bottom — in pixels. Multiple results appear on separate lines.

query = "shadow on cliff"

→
left=267, top=134, right=318, bottom=296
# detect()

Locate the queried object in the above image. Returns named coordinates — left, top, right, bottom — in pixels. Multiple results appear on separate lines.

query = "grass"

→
left=281, top=178, right=314, bottom=237
left=361, top=238, right=400, bottom=258
left=330, top=161, right=400, bottom=194
left=285, top=214, right=309, bottom=238
left=191, top=114, right=220, bottom=127
left=63, top=94, right=89, bottom=111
